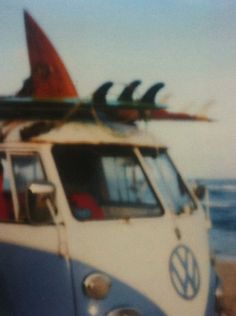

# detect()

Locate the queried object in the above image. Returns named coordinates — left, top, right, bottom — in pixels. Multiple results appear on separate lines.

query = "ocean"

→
left=198, top=179, right=236, bottom=260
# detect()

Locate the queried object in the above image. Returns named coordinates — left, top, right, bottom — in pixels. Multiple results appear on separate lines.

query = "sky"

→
left=0, top=0, right=236, bottom=178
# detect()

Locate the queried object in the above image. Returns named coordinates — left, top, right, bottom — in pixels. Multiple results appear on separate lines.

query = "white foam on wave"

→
left=202, top=200, right=235, bottom=209
left=207, top=184, right=236, bottom=193
left=209, top=201, right=235, bottom=209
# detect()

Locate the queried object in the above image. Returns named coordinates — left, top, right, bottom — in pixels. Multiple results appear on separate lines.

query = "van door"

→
left=53, top=144, right=178, bottom=316
left=0, top=151, right=74, bottom=316
left=143, top=149, right=211, bottom=315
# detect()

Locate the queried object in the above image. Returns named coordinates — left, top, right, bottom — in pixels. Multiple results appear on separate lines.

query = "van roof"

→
left=1, top=121, right=163, bottom=148
left=33, top=122, right=162, bottom=147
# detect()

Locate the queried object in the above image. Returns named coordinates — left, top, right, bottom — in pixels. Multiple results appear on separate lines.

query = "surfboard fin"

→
left=140, top=82, right=165, bottom=104
left=92, top=81, right=113, bottom=104
left=118, top=80, right=141, bottom=102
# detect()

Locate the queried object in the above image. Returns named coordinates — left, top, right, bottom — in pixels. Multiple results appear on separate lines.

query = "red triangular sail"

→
left=23, top=10, right=78, bottom=98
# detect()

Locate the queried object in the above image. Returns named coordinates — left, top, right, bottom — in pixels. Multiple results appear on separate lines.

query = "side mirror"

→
left=26, top=182, right=55, bottom=224
left=194, top=184, right=206, bottom=200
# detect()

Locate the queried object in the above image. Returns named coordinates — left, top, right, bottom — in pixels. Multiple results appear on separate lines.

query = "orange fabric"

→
left=0, top=176, right=10, bottom=221
left=0, top=194, right=9, bottom=221
left=70, top=193, right=104, bottom=220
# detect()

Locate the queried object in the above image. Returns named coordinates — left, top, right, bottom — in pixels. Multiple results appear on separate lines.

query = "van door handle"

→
left=174, top=227, right=181, bottom=240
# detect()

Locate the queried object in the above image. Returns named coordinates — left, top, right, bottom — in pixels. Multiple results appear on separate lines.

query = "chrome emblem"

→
left=169, top=245, right=200, bottom=300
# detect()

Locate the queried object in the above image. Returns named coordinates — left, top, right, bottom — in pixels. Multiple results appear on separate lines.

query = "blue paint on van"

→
left=0, top=243, right=75, bottom=316
left=71, top=260, right=167, bottom=316
left=0, top=242, right=218, bottom=316
left=204, top=267, right=218, bottom=316
left=0, top=242, right=167, bottom=315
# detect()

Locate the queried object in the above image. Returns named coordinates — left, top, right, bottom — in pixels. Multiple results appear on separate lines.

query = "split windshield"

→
left=141, top=148, right=196, bottom=214
left=53, top=145, right=195, bottom=221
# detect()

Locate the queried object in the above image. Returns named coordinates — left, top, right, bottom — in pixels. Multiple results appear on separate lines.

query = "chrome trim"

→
left=107, top=308, right=142, bottom=316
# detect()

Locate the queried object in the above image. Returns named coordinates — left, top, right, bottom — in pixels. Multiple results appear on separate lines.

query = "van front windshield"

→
left=53, top=145, right=163, bottom=220
left=142, top=148, right=196, bottom=214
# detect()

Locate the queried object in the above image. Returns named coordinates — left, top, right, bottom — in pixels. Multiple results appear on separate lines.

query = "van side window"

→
left=11, top=154, right=46, bottom=222
left=0, top=154, right=14, bottom=222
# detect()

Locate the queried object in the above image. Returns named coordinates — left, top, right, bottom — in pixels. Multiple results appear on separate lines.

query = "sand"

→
left=215, top=259, right=236, bottom=316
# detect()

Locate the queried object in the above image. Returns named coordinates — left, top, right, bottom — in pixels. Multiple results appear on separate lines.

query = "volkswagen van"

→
left=0, top=9, right=221, bottom=316
left=0, top=119, right=220, bottom=316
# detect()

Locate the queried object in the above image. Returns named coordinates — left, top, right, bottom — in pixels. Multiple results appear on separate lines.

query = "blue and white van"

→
left=0, top=120, right=220, bottom=316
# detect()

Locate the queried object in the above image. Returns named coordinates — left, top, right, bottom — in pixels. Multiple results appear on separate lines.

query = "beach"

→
left=216, top=259, right=236, bottom=316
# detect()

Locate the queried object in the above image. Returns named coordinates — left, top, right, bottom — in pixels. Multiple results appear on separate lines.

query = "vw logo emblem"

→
left=169, top=245, right=200, bottom=300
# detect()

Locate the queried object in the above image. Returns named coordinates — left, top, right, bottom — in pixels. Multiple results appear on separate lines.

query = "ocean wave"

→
left=210, top=201, right=236, bottom=209
left=207, top=184, right=236, bottom=193
left=209, top=228, right=236, bottom=257
left=205, top=179, right=236, bottom=258
left=202, top=200, right=236, bottom=209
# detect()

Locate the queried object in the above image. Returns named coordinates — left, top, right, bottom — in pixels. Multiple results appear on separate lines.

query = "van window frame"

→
left=141, top=147, right=197, bottom=215
left=5, top=150, right=52, bottom=225
left=166, top=152, right=197, bottom=213
left=53, top=144, right=165, bottom=221
left=133, top=147, right=166, bottom=214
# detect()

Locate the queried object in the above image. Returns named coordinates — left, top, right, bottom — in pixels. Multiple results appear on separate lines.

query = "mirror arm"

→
left=45, top=198, right=69, bottom=259
left=45, top=198, right=58, bottom=224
